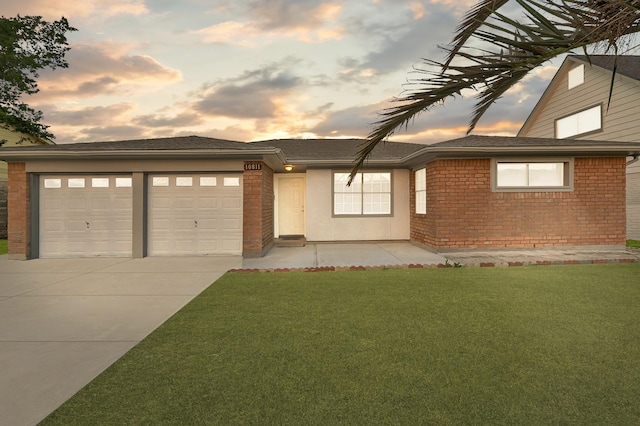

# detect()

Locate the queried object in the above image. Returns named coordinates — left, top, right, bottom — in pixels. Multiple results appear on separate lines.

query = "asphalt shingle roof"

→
left=252, top=138, right=425, bottom=161
left=431, top=135, right=640, bottom=148
left=570, top=55, right=640, bottom=81
left=0, top=136, right=266, bottom=151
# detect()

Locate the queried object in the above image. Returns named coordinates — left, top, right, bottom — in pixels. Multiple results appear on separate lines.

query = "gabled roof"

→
left=518, top=55, right=640, bottom=136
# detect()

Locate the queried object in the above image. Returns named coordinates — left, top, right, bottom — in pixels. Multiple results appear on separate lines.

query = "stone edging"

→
left=228, top=258, right=638, bottom=273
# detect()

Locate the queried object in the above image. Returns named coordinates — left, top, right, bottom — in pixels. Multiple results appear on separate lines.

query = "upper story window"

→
left=333, top=171, right=392, bottom=216
left=415, top=168, right=426, bottom=214
left=493, top=159, right=573, bottom=192
left=568, top=64, right=584, bottom=89
left=555, top=104, right=601, bottom=138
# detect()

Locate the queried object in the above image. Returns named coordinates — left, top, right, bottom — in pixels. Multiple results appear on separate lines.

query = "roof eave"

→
left=0, top=148, right=285, bottom=162
left=403, top=144, right=640, bottom=167
left=287, top=158, right=407, bottom=168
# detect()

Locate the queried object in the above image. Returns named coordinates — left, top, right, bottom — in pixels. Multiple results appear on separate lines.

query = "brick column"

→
left=243, top=161, right=274, bottom=257
left=7, top=162, right=30, bottom=260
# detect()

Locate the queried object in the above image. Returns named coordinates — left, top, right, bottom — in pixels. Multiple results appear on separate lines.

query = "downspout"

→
left=627, top=155, right=639, bottom=166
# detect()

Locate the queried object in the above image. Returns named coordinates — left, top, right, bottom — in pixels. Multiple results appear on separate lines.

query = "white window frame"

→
left=492, top=158, right=574, bottom=192
left=568, top=64, right=584, bottom=89
left=332, top=171, right=393, bottom=217
left=415, top=168, right=426, bottom=214
left=555, top=104, right=602, bottom=138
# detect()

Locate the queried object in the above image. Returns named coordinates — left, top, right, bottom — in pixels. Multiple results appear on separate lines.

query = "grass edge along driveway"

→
left=38, top=264, right=640, bottom=425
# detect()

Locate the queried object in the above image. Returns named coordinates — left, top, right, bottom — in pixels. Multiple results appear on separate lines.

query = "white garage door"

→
left=148, top=174, right=243, bottom=256
left=39, top=175, right=133, bottom=258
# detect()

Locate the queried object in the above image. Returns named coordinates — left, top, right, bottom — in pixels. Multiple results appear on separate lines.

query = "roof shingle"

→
left=251, top=138, right=425, bottom=161
left=570, top=55, right=640, bottom=81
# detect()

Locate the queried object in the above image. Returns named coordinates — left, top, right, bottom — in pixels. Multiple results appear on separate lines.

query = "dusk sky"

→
left=8, top=0, right=565, bottom=145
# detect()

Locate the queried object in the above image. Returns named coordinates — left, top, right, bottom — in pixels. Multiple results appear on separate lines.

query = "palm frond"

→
left=352, top=0, right=640, bottom=181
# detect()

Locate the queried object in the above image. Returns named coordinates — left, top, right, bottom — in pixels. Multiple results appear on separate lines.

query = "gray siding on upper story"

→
left=520, top=60, right=640, bottom=143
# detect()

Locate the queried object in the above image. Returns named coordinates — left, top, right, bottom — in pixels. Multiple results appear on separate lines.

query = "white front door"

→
left=277, top=175, right=305, bottom=236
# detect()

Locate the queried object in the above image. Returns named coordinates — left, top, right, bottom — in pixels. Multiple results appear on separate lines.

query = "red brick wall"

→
left=7, top=162, right=30, bottom=259
left=410, top=157, right=626, bottom=249
left=0, top=179, right=7, bottom=239
left=243, top=162, right=274, bottom=256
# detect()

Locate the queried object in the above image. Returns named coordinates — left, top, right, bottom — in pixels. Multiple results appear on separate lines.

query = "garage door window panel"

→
left=92, top=178, right=110, bottom=188
left=200, top=177, right=217, bottom=186
left=68, top=178, right=85, bottom=188
left=152, top=177, right=169, bottom=187
left=176, top=177, right=193, bottom=186
left=116, top=177, right=132, bottom=187
left=44, top=178, right=61, bottom=189
left=224, top=177, right=240, bottom=187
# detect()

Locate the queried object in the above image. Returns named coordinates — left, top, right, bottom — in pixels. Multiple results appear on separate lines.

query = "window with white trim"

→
left=415, top=168, right=426, bottom=214
left=568, top=64, right=584, bottom=89
left=555, top=105, right=601, bottom=138
left=494, top=160, right=572, bottom=191
left=333, top=171, right=392, bottom=216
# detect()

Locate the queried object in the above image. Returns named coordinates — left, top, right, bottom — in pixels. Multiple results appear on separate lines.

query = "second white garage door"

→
left=148, top=174, right=243, bottom=256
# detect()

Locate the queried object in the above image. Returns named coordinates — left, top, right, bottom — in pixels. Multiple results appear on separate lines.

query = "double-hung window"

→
left=333, top=171, right=392, bottom=216
left=493, top=159, right=573, bottom=191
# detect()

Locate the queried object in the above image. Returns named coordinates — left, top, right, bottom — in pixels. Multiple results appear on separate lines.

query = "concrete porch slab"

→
left=242, top=242, right=448, bottom=269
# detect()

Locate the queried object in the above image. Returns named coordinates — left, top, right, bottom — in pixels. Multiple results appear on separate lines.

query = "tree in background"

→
left=0, top=15, right=76, bottom=144
left=353, top=0, right=640, bottom=177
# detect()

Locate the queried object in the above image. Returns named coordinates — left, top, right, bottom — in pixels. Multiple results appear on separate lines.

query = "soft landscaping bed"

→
left=0, top=239, right=7, bottom=255
left=42, top=264, right=640, bottom=425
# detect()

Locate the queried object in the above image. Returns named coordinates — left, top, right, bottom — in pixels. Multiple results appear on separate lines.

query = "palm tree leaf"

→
left=445, top=0, right=511, bottom=67
left=351, top=0, right=640, bottom=181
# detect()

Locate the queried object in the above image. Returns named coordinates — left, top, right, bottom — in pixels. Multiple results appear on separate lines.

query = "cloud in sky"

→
left=2, top=0, right=147, bottom=20
left=33, top=43, right=182, bottom=101
left=6, top=0, right=560, bottom=144
left=194, top=1, right=345, bottom=45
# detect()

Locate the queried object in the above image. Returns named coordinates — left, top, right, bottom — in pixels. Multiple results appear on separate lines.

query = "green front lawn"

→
left=0, top=239, right=7, bottom=255
left=43, top=265, right=640, bottom=425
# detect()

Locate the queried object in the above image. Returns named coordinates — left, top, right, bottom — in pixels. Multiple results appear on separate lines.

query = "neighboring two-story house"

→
left=518, top=55, right=640, bottom=239
left=0, top=126, right=51, bottom=238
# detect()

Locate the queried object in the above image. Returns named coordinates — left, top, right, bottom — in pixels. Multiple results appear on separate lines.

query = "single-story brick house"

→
left=1, top=135, right=639, bottom=260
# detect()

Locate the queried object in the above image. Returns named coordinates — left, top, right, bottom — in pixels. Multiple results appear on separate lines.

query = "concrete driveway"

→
left=0, top=255, right=242, bottom=426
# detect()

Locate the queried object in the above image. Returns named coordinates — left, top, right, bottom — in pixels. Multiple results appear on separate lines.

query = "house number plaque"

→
left=244, top=163, right=262, bottom=170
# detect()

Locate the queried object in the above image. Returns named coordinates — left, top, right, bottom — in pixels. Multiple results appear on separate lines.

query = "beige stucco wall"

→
left=305, top=169, right=410, bottom=241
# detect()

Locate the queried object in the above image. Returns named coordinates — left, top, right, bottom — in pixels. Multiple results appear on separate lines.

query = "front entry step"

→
left=274, top=235, right=306, bottom=247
